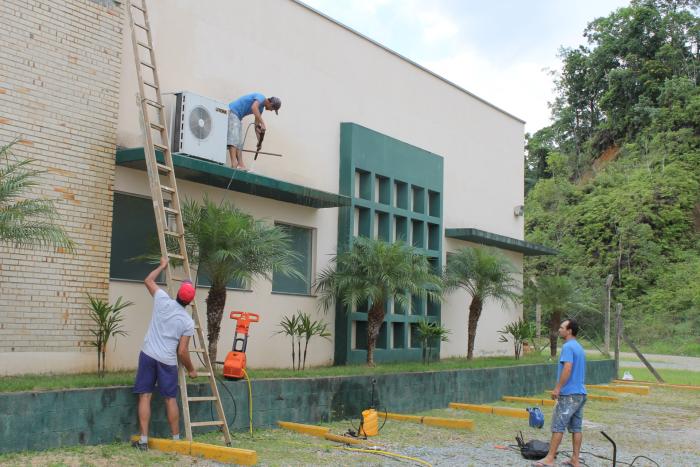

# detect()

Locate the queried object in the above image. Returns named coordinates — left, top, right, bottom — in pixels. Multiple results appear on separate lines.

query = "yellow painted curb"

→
left=587, top=384, right=650, bottom=395
left=502, top=396, right=555, bottom=407
left=385, top=412, right=474, bottom=430
left=129, top=436, right=256, bottom=465
left=614, top=380, right=700, bottom=391
left=449, top=402, right=528, bottom=419
left=587, top=394, right=618, bottom=402
left=449, top=402, right=492, bottom=414
left=277, top=421, right=330, bottom=437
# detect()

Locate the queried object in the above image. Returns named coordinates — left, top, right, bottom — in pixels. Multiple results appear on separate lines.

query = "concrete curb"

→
left=129, top=435, right=256, bottom=465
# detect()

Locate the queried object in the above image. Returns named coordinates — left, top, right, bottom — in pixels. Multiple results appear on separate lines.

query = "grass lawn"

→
left=0, top=354, right=567, bottom=393
left=620, top=366, right=700, bottom=386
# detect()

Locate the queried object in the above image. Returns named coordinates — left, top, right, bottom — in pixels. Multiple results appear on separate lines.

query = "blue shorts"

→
left=133, top=351, right=179, bottom=398
left=551, top=394, right=587, bottom=433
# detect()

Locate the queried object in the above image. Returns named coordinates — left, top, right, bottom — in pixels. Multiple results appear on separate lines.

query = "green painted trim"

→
left=335, top=123, right=444, bottom=365
left=115, top=148, right=350, bottom=209
left=445, top=228, right=558, bottom=256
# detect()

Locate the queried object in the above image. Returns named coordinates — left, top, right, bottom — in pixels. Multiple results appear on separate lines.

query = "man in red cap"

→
left=132, top=256, right=197, bottom=450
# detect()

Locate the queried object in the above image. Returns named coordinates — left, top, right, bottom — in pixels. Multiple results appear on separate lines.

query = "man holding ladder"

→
left=132, top=257, right=198, bottom=450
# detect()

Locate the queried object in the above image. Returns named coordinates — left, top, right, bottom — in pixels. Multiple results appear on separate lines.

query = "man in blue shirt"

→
left=535, top=318, right=587, bottom=467
left=227, top=93, right=281, bottom=170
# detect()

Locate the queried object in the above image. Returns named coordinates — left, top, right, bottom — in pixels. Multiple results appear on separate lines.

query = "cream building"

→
left=0, top=0, right=553, bottom=375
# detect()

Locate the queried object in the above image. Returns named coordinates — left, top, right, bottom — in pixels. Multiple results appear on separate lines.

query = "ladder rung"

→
left=188, top=396, right=218, bottom=402
left=153, top=142, right=170, bottom=152
left=136, top=41, right=152, bottom=50
left=193, top=371, right=210, bottom=377
left=164, top=230, right=182, bottom=237
left=163, top=206, right=179, bottom=215
left=191, top=348, right=206, bottom=353
left=150, top=122, right=165, bottom=131
left=130, top=3, right=145, bottom=12
left=140, top=60, right=155, bottom=69
left=134, top=23, right=149, bottom=32
left=190, top=420, right=225, bottom=428
left=156, top=163, right=172, bottom=173
left=161, top=185, right=175, bottom=194
left=144, top=99, right=163, bottom=109
left=167, top=252, right=184, bottom=260
left=144, top=81, right=158, bottom=89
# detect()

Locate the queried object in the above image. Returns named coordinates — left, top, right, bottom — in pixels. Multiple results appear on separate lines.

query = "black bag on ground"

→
left=516, top=431, right=550, bottom=460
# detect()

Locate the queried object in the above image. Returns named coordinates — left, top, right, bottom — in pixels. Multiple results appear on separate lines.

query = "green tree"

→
left=316, top=237, right=442, bottom=366
left=498, top=318, right=535, bottom=360
left=415, top=319, right=450, bottom=364
left=444, top=247, right=520, bottom=360
left=0, top=141, right=75, bottom=251
left=297, top=311, right=331, bottom=370
left=87, top=295, right=132, bottom=377
left=182, top=197, right=300, bottom=360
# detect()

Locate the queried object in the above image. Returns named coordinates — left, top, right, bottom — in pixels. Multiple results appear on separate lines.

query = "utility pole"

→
left=535, top=303, right=542, bottom=339
left=604, top=274, right=614, bottom=355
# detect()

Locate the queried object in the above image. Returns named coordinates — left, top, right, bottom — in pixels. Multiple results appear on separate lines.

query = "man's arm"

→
left=177, top=335, right=197, bottom=378
left=251, top=100, right=266, bottom=131
left=552, top=362, right=573, bottom=399
left=144, top=256, right=169, bottom=297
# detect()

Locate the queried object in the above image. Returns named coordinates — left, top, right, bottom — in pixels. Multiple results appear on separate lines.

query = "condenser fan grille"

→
left=188, top=105, right=213, bottom=140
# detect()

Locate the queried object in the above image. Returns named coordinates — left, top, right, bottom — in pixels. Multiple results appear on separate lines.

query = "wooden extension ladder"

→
left=124, top=0, right=231, bottom=445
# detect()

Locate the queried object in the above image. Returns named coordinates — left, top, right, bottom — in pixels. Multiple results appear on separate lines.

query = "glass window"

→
left=272, top=223, right=312, bottom=294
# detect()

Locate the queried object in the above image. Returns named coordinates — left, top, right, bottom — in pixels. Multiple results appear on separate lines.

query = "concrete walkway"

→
left=617, top=352, right=700, bottom=371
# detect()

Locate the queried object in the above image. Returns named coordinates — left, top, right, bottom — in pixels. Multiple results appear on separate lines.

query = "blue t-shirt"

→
left=228, top=92, right=266, bottom=119
left=557, top=339, right=587, bottom=395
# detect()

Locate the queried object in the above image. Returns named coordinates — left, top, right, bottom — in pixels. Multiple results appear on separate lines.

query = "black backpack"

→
left=516, top=431, right=550, bottom=460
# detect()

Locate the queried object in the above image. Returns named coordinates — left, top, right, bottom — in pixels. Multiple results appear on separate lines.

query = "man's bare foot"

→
left=236, top=165, right=249, bottom=171
left=562, top=459, right=580, bottom=466
left=532, top=459, right=555, bottom=467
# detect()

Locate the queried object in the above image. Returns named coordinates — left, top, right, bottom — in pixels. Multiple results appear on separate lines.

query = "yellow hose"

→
left=242, top=368, right=253, bottom=436
left=335, top=446, right=433, bottom=467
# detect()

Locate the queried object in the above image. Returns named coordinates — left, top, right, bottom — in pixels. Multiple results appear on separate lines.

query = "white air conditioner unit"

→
left=163, top=91, right=228, bottom=164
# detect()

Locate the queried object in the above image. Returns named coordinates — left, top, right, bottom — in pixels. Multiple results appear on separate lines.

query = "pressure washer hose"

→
left=242, top=368, right=253, bottom=436
left=335, top=446, right=432, bottom=467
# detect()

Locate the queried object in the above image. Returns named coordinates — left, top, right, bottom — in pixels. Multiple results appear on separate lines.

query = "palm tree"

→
left=181, top=196, right=300, bottom=360
left=0, top=141, right=74, bottom=251
left=444, top=247, right=520, bottom=360
left=316, top=237, right=442, bottom=366
left=534, top=274, right=595, bottom=357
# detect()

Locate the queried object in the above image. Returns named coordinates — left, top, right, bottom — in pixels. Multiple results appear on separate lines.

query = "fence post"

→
left=604, top=274, right=614, bottom=355
left=535, top=303, right=541, bottom=339
left=614, top=303, right=623, bottom=379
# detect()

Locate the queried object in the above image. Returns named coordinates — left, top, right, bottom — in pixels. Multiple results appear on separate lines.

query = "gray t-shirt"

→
left=142, top=289, right=195, bottom=366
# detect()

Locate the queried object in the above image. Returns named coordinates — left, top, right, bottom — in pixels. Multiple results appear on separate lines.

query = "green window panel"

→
left=110, top=193, right=247, bottom=290
left=272, top=223, right=312, bottom=295
left=336, top=123, right=444, bottom=365
left=110, top=192, right=158, bottom=281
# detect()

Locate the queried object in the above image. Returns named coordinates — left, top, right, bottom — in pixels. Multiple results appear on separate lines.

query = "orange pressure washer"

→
left=223, top=311, right=260, bottom=380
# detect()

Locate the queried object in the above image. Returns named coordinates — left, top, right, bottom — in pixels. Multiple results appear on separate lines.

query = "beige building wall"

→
left=113, top=0, right=525, bottom=369
left=0, top=0, right=122, bottom=375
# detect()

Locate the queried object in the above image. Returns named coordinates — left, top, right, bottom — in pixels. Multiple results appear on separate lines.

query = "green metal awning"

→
left=115, top=148, right=350, bottom=209
left=445, top=228, right=558, bottom=256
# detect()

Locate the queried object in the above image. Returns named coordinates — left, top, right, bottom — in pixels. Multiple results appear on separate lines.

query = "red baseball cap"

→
left=177, top=280, right=196, bottom=304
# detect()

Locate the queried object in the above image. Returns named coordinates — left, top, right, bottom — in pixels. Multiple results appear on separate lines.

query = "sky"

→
left=301, top=0, right=630, bottom=134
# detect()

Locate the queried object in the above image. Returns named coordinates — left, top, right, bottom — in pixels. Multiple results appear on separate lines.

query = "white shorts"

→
left=227, top=112, right=242, bottom=148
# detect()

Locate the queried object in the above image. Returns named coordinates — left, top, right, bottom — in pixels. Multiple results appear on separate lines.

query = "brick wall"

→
left=0, top=0, right=122, bottom=358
